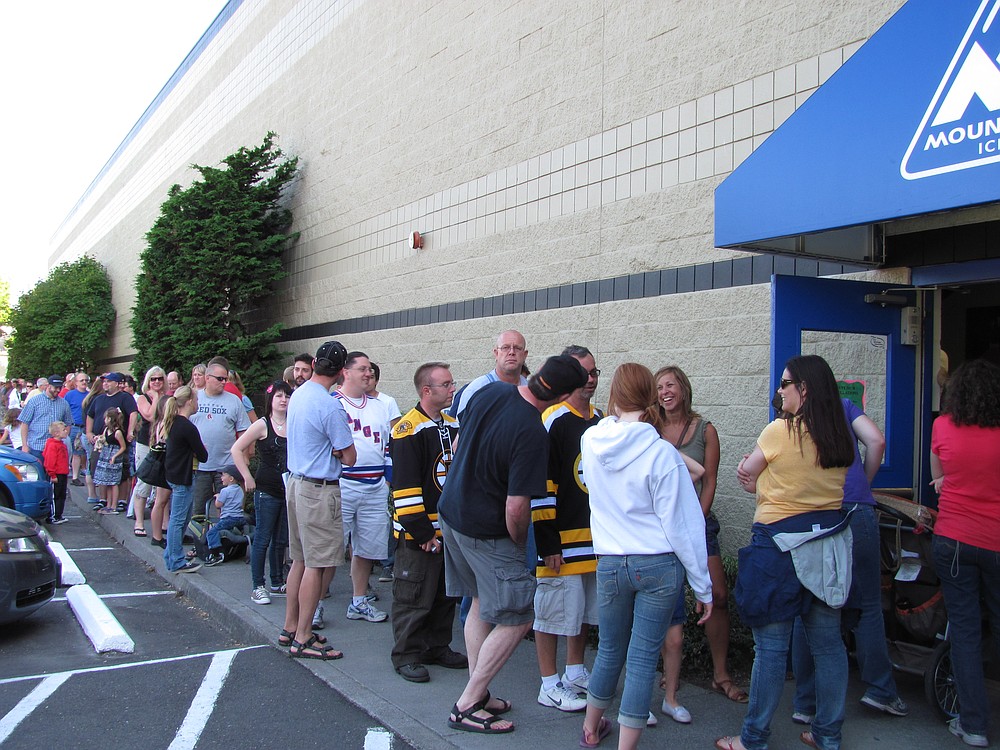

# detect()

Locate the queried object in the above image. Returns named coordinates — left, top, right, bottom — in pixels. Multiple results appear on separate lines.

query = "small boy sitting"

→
left=44, top=421, right=71, bottom=525
left=203, top=465, right=246, bottom=566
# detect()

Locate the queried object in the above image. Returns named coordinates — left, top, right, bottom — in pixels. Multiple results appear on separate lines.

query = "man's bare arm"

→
left=505, top=495, right=531, bottom=545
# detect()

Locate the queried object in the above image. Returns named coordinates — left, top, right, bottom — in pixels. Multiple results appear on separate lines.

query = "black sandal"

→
left=289, top=634, right=342, bottom=660
left=483, top=689, right=512, bottom=715
left=278, top=628, right=327, bottom=647
left=447, top=701, right=514, bottom=734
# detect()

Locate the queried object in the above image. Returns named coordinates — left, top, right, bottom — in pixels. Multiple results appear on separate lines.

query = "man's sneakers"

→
left=537, top=682, right=587, bottom=712
left=312, top=604, right=325, bottom=630
left=204, top=553, right=225, bottom=567
left=346, top=600, right=388, bottom=622
left=175, top=561, right=202, bottom=574
left=50, top=517, right=68, bottom=525
left=949, top=718, right=989, bottom=748
left=268, top=584, right=287, bottom=596
left=859, top=694, right=909, bottom=717
left=378, top=566, right=394, bottom=583
left=251, top=586, right=271, bottom=605
left=792, top=711, right=814, bottom=725
left=422, top=648, right=468, bottom=669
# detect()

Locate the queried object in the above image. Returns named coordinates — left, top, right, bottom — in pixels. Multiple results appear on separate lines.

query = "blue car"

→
left=0, top=446, right=53, bottom=521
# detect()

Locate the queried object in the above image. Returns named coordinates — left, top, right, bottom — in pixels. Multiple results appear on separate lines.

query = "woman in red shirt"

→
left=930, top=358, right=1000, bottom=749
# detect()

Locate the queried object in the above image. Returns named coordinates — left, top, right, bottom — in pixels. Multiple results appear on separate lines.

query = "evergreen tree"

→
left=7, top=256, right=112, bottom=376
left=131, top=132, right=299, bottom=393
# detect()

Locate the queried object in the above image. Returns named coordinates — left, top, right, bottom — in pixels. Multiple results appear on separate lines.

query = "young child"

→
left=1, top=408, right=23, bottom=449
left=203, top=465, right=246, bottom=566
left=43, top=421, right=71, bottom=524
left=94, top=408, right=127, bottom=515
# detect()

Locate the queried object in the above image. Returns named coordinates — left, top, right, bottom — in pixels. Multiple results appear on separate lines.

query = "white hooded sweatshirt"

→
left=581, top=416, right=712, bottom=603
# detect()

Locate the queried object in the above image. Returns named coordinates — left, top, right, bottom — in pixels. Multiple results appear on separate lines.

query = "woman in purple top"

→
left=791, top=398, right=909, bottom=722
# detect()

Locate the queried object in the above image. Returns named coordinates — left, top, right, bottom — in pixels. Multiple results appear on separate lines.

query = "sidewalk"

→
left=71, top=488, right=985, bottom=750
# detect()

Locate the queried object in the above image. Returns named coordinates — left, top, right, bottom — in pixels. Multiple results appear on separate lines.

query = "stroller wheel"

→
left=924, top=639, right=960, bottom=721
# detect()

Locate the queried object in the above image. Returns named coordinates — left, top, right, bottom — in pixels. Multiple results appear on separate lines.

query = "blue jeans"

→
left=742, top=599, right=847, bottom=750
left=207, top=516, right=244, bottom=551
left=164, top=482, right=194, bottom=571
left=793, top=503, right=897, bottom=711
left=251, top=490, right=288, bottom=589
left=587, top=553, right=682, bottom=729
left=932, top=534, right=1000, bottom=736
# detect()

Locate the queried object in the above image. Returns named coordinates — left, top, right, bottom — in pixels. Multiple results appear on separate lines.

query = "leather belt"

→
left=289, top=473, right=339, bottom=486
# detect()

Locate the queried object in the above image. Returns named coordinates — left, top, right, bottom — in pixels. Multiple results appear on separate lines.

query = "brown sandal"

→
left=711, top=678, right=749, bottom=703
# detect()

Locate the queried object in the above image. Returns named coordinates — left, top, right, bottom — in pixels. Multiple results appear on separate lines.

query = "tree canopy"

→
left=131, top=132, right=299, bottom=393
left=0, top=278, right=11, bottom=326
left=7, top=256, right=113, bottom=377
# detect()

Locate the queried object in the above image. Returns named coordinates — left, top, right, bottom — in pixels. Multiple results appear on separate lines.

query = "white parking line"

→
left=168, top=650, right=238, bottom=750
left=0, top=674, right=71, bottom=744
left=0, top=646, right=266, bottom=685
left=63, top=547, right=115, bottom=552
left=52, top=590, right=173, bottom=602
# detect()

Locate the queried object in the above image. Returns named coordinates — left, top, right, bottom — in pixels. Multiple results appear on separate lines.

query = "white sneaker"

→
left=250, top=586, right=271, bottom=605
left=312, top=603, right=325, bottom=630
left=792, top=711, right=814, bottom=725
left=647, top=711, right=658, bottom=727
left=537, top=682, right=587, bottom=712
left=660, top=700, right=692, bottom=724
left=561, top=667, right=590, bottom=694
left=949, top=719, right=989, bottom=748
left=346, top=600, right=388, bottom=622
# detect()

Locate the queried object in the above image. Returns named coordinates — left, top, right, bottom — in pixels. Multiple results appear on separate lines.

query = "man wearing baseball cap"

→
left=437, top=354, right=589, bottom=734
left=280, top=341, right=357, bottom=660
left=18, top=375, right=72, bottom=461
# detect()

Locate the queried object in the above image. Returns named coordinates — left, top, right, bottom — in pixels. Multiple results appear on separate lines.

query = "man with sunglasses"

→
left=190, top=361, right=250, bottom=520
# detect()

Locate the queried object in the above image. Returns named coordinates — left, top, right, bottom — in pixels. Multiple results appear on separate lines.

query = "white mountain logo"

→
left=902, top=0, right=1000, bottom=179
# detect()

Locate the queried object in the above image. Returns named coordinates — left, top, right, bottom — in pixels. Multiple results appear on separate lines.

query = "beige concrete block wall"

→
left=46, top=0, right=909, bottom=550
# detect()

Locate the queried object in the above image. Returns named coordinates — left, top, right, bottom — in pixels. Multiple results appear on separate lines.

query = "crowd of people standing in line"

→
left=2, top=337, right=997, bottom=750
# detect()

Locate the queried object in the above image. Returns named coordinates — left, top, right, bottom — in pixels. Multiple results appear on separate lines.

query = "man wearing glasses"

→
left=190, top=361, right=250, bottom=520
left=388, top=362, right=466, bottom=682
left=450, top=330, right=529, bottom=420
left=65, top=372, right=91, bottom=486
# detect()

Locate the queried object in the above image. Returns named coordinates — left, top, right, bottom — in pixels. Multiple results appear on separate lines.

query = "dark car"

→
left=0, top=505, right=61, bottom=624
left=0, top=445, right=53, bottom=521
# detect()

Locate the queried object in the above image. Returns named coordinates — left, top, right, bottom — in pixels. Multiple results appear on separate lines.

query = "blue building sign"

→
left=715, top=0, right=1000, bottom=253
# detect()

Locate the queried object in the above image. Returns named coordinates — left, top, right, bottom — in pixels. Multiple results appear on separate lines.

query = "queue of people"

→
left=4, top=339, right=997, bottom=750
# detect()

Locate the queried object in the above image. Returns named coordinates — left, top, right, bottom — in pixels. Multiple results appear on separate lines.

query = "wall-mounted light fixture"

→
left=408, top=231, right=424, bottom=250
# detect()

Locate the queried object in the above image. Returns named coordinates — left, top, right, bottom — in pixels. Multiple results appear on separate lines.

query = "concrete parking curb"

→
left=65, top=583, right=135, bottom=653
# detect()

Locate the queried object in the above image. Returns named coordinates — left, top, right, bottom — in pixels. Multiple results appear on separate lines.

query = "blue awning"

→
left=715, top=0, right=1000, bottom=260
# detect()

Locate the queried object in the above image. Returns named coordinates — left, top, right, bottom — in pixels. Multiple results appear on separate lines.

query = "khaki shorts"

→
left=533, top=572, right=599, bottom=636
left=441, top=520, right=535, bottom=627
left=286, top=476, right=344, bottom=569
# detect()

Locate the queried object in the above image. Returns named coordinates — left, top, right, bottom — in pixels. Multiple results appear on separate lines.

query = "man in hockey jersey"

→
left=532, top=345, right=603, bottom=712
left=388, top=362, right=467, bottom=682
left=335, top=351, right=392, bottom=624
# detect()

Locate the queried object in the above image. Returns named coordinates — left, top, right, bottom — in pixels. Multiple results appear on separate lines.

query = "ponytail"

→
left=162, top=385, right=193, bottom=439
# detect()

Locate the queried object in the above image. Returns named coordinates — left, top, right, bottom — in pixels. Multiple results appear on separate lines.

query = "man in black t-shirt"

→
left=437, top=355, right=588, bottom=734
left=86, top=372, right=138, bottom=508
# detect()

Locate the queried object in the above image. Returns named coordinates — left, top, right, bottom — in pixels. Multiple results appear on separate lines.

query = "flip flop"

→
left=715, top=737, right=746, bottom=750
left=800, top=732, right=818, bottom=749
left=580, top=717, right=611, bottom=748
left=133, top=527, right=147, bottom=537
left=711, top=679, right=749, bottom=703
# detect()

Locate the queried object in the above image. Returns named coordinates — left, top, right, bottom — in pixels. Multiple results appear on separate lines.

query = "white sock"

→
left=565, top=664, right=587, bottom=680
left=352, top=595, right=366, bottom=606
left=541, top=674, right=560, bottom=691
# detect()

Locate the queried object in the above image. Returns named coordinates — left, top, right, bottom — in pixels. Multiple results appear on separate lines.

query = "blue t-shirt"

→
left=438, top=382, right=548, bottom=538
left=842, top=398, right=876, bottom=506
left=216, top=483, right=244, bottom=520
left=64, top=389, right=87, bottom=426
left=286, top=380, right=354, bottom=480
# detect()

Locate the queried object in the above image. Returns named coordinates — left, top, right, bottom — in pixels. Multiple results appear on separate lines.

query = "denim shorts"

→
left=705, top=512, right=721, bottom=558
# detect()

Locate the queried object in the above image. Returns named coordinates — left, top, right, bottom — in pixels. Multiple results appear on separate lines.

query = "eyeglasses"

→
left=778, top=378, right=800, bottom=389
left=348, top=366, right=374, bottom=373
left=150, top=376, right=164, bottom=382
left=427, top=381, right=456, bottom=389
left=587, top=368, right=601, bottom=378
left=206, top=374, right=227, bottom=382
left=497, top=344, right=525, bottom=353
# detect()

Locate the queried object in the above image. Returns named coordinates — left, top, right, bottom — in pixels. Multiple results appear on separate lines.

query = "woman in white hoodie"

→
left=578, top=363, right=713, bottom=750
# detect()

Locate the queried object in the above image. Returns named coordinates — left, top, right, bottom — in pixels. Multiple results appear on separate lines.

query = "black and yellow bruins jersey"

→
left=389, top=404, right=458, bottom=546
